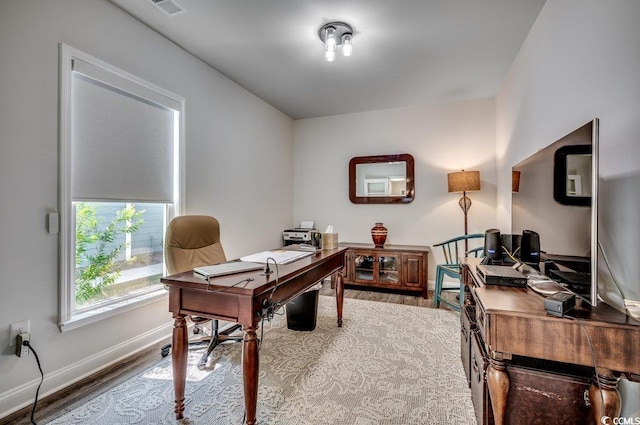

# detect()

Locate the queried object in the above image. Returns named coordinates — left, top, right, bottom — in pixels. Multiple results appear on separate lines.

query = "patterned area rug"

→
left=47, top=296, right=476, bottom=424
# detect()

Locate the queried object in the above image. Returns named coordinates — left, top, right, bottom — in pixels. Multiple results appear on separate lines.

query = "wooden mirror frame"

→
left=553, top=144, right=592, bottom=206
left=349, top=153, right=415, bottom=204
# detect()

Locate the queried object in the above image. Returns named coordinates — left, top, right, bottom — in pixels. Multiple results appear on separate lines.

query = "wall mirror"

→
left=349, top=154, right=415, bottom=204
left=553, top=144, right=592, bottom=206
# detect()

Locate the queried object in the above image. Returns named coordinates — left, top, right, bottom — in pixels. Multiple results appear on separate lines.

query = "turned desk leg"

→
left=243, top=325, right=259, bottom=425
left=172, top=313, right=188, bottom=419
left=590, top=369, right=621, bottom=424
left=335, top=270, right=344, bottom=327
left=487, top=358, right=510, bottom=425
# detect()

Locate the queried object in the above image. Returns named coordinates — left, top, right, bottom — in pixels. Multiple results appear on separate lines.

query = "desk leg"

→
left=589, top=369, right=621, bottom=424
left=172, top=313, right=188, bottom=419
left=335, top=270, right=344, bottom=327
left=487, top=358, right=509, bottom=425
left=243, top=325, right=259, bottom=425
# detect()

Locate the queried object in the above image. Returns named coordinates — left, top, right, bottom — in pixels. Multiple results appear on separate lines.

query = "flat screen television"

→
left=512, top=119, right=599, bottom=306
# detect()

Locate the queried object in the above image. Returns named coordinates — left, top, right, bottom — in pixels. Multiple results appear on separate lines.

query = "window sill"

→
left=59, top=289, right=168, bottom=332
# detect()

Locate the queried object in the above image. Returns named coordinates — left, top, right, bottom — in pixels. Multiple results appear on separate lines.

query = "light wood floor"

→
left=2, top=282, right=451, bottom=425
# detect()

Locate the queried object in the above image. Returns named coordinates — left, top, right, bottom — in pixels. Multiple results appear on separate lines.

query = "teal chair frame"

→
left=433, top=234, right=485, bottom=311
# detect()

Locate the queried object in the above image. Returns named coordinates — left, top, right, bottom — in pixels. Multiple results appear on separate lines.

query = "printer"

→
left=283, top=221, right=320, bottom=248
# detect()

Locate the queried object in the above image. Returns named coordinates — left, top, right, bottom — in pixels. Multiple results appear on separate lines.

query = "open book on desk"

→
left=240, top=249, right=314, bottom=265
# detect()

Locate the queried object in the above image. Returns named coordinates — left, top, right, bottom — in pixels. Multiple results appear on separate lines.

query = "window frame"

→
left=58, top=44, right=185, bottom=331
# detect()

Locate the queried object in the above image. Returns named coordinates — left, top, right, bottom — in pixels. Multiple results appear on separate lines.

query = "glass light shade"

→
left=325, top=27, right=336, bottom=49
left=325, top=49, right=336, bottom=62
left=342, top=34, right=352, bottom=56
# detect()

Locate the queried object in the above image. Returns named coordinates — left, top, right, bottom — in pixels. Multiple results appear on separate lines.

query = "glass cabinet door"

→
left=354, top=254, right=375, bottom=281
left=379, top=255, right=400, bottom=284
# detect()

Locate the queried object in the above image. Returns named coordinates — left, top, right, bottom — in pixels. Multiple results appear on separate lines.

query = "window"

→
left=59, top=44, right=184, bottom=331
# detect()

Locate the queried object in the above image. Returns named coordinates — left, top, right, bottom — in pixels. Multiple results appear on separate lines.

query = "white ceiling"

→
left=110, top=0, right=546, bottom=120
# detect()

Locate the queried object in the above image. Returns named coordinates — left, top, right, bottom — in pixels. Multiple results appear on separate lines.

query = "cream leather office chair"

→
left=160, top=215, right=243, bottom=365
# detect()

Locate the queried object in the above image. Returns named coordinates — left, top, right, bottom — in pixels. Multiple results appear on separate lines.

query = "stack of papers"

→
left=240, top=249, right=314, bottom=264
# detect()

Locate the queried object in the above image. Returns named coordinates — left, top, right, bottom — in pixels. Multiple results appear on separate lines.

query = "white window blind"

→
left=70, top=58, right=176, bottom=203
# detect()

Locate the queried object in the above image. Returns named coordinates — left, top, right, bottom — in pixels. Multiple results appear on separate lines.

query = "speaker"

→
left=520, top=230, right=540, bottom=264
left=484, top=228, right=502, bottom=263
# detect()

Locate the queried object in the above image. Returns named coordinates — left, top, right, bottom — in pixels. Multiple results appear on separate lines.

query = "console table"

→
left=339, top=243, right=429, bottom=299
left=461, top=257, right=640, bottom=425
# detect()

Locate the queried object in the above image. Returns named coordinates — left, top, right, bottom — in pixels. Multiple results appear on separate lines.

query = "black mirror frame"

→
left=349, top=153, right=415, bottom=204
left=553, top=144, right=591, bottom=206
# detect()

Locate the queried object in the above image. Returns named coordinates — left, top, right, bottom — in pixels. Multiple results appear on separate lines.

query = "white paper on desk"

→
left=240, top=250, right=314, bottom=264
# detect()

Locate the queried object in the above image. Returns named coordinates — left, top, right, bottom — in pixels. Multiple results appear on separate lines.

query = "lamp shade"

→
left=512, top=171, right=521, bottom=192
left=448, top=170, right=480, bottom=193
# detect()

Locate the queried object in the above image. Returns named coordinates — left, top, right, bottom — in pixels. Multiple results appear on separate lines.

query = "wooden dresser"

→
left=461, top=257, right=640, bottom=425
left=339, top=243, right=429, bottom=299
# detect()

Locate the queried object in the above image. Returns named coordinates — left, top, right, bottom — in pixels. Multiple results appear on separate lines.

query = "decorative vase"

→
left=371, top=223, right=388, bottom=248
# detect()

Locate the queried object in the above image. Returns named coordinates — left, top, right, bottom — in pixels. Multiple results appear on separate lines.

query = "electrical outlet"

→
left=9, top=320, right=30, bottom=347
left=16, top=333, right=30, bottom=357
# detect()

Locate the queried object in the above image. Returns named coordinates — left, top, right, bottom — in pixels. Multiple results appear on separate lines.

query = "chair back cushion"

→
left=165, top=215, right=227, bottom=274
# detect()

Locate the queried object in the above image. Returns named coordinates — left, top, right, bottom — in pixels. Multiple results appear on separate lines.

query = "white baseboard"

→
left=0, top=321, right=173, bottom=420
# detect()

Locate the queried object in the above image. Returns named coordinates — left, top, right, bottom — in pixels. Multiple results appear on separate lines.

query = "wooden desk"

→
left=462, top=258, right=640, bottom=425
left=161, top=247, right=347, bottom=424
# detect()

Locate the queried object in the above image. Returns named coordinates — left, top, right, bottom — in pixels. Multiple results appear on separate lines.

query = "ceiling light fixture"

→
left=318, top=22, right=354, bottom=62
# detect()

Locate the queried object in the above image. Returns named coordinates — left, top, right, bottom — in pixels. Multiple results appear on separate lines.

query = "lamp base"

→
left=458, top=192, right=472, bottom=252
left=458, top=193, right=472, bottom=214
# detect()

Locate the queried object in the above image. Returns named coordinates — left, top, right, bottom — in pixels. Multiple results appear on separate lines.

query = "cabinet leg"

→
left=590, top=369, right=620, bottom=424
left=487, top=358, right=509, bottom=425
left=335, top=269, right=344, bottom=327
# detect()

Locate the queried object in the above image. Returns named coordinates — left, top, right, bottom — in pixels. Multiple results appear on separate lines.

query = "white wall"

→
left=0, top=0, right=293, bottom=416
left=496, top=0, right=640, bottom=416
left=293, top=98, right=498, bottom=279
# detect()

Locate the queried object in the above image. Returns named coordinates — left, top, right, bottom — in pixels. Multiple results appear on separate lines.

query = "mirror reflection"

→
left=355, top=162, right=407, bottom=197
left=565, top=154, right=591, bottom=197
left=349, top=154, right=414, bottom=204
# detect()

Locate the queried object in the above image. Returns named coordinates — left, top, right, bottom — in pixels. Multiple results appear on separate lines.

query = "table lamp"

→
left=447, top=170, right=481, bottom=251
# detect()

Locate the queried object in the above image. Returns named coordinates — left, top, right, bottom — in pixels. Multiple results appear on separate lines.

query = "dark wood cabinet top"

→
left=339, top=242, right=430, bottom=252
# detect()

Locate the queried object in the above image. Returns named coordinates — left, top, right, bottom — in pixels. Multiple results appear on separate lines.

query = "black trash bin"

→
left=286, top=289, right=319, bottom=331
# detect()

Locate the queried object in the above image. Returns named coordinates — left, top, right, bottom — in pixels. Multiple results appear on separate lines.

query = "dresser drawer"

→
left=460, top=305, right=475, bottom=387
left=474, top=290, right=487, bottom=344
left=503, top=365, right=593, bottom=425
left=470, top=330, right=493, bottom=425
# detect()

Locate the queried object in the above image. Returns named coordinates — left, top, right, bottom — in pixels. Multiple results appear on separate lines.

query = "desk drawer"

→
left=474, top=295, right=487, bottom=344
left=461, top=305, right=475, bottom=387
left=182, top=289, right=240, bottom=322
left=504, top=365, right=593, bottom=425
left=470, top=329, right=493, bottom=425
